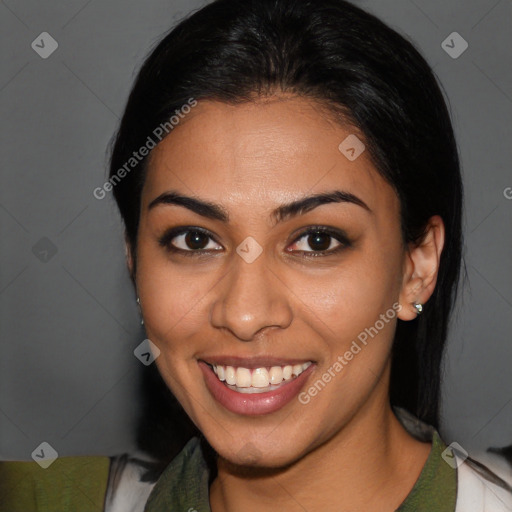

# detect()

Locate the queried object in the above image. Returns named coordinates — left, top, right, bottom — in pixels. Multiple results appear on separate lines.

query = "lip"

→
left=200, top=356, right=313, bottom=369
left=198, top=360, right=315, bottom=416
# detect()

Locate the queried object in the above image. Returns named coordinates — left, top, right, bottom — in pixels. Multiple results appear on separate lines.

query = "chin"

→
left=206, top=427, right=311, bottom=470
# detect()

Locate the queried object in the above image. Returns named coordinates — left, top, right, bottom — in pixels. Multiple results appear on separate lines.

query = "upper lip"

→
left=200, top=356, right=314, bottom=369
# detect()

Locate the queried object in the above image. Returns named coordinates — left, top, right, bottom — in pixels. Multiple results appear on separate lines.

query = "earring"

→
left=136, top=297, right=144, bottom=325
left=413, top=302, right=423, bottom=315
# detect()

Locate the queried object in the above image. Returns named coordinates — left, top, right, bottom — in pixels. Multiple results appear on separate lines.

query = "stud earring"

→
left=136, top=297, right=144, bottom=325
left=413, top=302, right=423, bottom=315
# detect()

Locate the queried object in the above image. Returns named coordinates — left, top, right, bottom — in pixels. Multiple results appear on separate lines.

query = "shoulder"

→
left=0, top=455, right=111, bottom=511
left=455, top=453, right=512, bottom=512
left=0, top=441, right=201, bottom=512
left=393, top=407, right=512, bottom=511
left=104, top=453, right=158, bottom=512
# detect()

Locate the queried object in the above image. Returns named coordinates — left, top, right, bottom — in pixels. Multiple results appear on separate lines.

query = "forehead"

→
left=143, top=96, right=398, bottom=217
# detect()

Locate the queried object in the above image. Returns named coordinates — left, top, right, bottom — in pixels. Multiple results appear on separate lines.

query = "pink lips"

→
left=202, top=355, right=312, bottom=368
left=198, top=360, right=315, bottom=416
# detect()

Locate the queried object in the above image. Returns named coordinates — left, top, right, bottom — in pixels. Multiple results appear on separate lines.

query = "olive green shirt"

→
left=144, top=431, right=456, bottom=512
left=0, top=456, right=110, bottom=511
left=0, top=431, right=456, bottom=511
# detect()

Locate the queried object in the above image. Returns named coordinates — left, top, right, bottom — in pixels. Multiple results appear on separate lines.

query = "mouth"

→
left=198, top=358, right=315, bottom=415
left=206, top=361, right=312, bottom=393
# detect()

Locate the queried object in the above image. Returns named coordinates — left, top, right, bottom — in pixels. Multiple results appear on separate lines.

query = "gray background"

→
left=1, top=0, right=511, bottom=461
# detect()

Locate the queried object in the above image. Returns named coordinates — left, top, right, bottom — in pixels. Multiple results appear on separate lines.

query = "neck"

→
left=209, top=370, right=431, bottom=512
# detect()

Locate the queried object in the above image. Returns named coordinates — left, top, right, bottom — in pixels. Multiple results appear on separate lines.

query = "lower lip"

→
left=199, top=361, right=315, bottom=416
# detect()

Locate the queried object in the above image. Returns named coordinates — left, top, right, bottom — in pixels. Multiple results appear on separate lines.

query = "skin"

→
left=128, top=95, right=445, bottom=511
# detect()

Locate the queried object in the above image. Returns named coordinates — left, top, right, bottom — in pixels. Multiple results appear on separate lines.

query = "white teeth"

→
left=282, top=366, right=293, bottom=380
left=269, top=366, right=283, bottom=385
left=210, top=362, right=312, bottom=390
left=235, top=367, right=252, bottom=388
left=292, top=364, right=303, bottom=376
left=225, top=366, right=236, bottom=385
left=251, top=368, right=270, bottom=388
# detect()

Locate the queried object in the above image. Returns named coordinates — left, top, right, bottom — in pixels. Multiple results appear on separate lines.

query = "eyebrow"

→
left=148, top=189, right=371, bottom=224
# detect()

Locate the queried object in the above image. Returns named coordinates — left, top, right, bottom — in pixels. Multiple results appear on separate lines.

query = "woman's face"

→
left=134, top=96, right=409, bottom=467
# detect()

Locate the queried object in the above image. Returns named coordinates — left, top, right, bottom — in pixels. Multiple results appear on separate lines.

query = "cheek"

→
left=291, top=245, right=403, bottom=352
left=290, top=256, right=401, bottom=433
left=135, top=247, right=218, bottom=356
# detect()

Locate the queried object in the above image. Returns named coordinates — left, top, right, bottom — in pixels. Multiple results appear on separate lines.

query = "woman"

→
left=1, top=0, right=510, bottom=510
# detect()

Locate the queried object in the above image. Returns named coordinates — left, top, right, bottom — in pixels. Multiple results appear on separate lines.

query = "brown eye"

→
left=306, top=232, right=333, bottom=251
left=158, top=227, right=223, bottom=253
left=184, top=231, right=210, bottom=250
left=287, top=227, right=351, bottom=256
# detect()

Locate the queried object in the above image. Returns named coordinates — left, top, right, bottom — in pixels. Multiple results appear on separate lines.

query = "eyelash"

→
left=158, top=225, right=352, bottom=258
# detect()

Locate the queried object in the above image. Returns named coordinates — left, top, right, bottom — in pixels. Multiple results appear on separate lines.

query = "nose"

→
left=210, top=255, right=293, bottom=341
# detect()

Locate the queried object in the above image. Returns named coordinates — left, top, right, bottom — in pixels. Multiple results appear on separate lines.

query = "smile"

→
left=207, top=362, right=312, bottom=393
left=199, top=359, right=315, bottom=415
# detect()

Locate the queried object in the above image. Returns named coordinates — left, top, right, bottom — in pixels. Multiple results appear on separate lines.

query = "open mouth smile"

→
left=199, top=359, right=315, bottom=415
left=207, top=361, right=312, bottom=393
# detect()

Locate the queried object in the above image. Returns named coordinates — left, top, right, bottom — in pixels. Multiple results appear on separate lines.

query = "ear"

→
left=124, top=233, right=135, bottom=283
left=397, top=215, right=445, bottom=321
